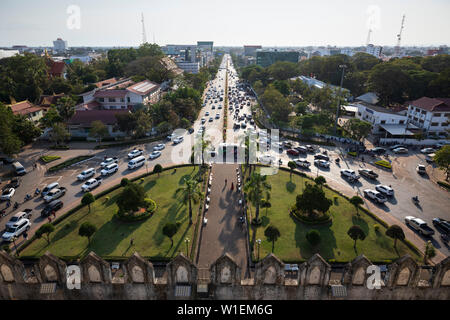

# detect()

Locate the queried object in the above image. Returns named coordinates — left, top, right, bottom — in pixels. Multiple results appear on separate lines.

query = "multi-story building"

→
left=53, top=38, right=68, bottom=52
left=366, top=44, right=383, bottom=58
left=176, top=61, right=200, bottom=74
left=256, top=50, right=300, bottom=67
left=243, top=45, right=262, bottom=57
left=407, top=97, right=450, bottom=137
left=197, top=41, right=213, bottom=53
left=8, top=100, right=44, bottom=124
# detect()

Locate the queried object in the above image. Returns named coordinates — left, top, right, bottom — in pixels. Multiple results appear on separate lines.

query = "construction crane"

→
left=394, top=14, right=405, bottom=57
left=141, top=12, right=147, bottom=45
left=366, top=29, right=372, bottom=46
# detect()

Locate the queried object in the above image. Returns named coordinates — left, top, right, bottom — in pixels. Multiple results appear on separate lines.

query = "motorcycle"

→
left=335, top=158, right=340, bottom=164
left=412, top=196, right=420, bottom=205
left=35, top=188, right=40, bottom=196
left=24, top=194, right=32, bottom=201
left=13, top=202, right=19, bottom=210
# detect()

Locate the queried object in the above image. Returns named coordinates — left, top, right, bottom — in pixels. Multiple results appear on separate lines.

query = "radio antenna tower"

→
left=141, top=12, right=147, bottom=44
left=394, top=14, right=405, bottom=57
left=366, top=29, right=372, bottom=46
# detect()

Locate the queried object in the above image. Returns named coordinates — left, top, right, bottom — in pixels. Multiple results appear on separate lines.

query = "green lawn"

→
left=247, top=168, right=421, bottom=263
left=21, top=166, right=203, bottom=260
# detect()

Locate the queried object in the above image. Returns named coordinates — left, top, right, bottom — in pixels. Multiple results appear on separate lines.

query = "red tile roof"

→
left=95, top=77, right=118, bottom=88
left=410, top=97, right=450, bottom=112
left=68, top=110, right=130, bottom=126
left=46, top=60, right=66, bottom=77
left=39, top=94, right=65, bottom=107
left=93, top=89, right=127, bottom=98
left=126, top=80, right=160, bottom=96
left=9, top=100, right=43, bottom=116
left=76, top=101, right=101, bottom=111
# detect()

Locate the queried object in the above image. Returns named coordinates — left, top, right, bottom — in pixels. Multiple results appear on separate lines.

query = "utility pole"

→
left=333, top=65, right=347, bottom=136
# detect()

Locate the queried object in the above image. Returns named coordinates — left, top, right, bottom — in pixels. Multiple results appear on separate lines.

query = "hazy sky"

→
left=1, top=0, right=449, bottom=47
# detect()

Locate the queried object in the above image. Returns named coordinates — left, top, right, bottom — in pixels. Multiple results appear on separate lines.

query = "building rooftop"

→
left=93, top=89, right=127, bottom=98
left=68, top=109, right=130, bottom=126
left=126, top=80, right=160, bottom=96
left=95, top=77, right=118, bottom=88
left=356, top=101, right=402, bottom=115
left=410, top=97, right=450, bottom=112
left=8, top=100, right=42, bottom=116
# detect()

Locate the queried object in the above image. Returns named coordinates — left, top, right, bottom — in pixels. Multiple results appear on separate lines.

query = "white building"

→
left=366, top=44, right=382, bottom=58
left=355, top=101, right=409, bottom=134
left=53, top=38, right=68, bottom=52
left=0, top=49, right=20, bottom=60
left=407, top=97, right=450, bottom=138
left=176, top=61, right=200, bottom=74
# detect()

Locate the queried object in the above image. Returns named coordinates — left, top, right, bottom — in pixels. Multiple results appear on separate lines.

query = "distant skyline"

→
left=1, top=0, right=449, bottom=48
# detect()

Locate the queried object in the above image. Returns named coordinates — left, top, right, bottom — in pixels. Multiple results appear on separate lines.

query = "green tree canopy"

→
left=306, top=229, right=321, bottom=246
left=79, top=222, right=97, bottom=244
left=81, top=192, right=95, bottom=212
left=294, top=182, right=332, bottom=218
left=434, top=145, right=450, bottom=181
left=385, top=225, right=405, bottom=249
left=162, top=222, right=178, bottom=248
left=244, top=172, right=272, bottom=223
left=347, top=225, right=366, bottom=248
left=35, top=223, right=55, bottom=245
left=264, top=225, right=281, bottom=252
left=117, top=182, right=146, bottom=214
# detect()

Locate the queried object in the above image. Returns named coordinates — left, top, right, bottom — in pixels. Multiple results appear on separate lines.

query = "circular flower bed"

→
left=116, top=198, right=157, bottom=222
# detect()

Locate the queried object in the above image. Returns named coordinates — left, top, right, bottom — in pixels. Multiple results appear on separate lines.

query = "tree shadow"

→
left=52, top=220, right=78, bottom=242
left=261, top=215, right=270, bottom=227
left=351, top=216, right=369, bottom=236
left=286, top=181, right=296, bottom=193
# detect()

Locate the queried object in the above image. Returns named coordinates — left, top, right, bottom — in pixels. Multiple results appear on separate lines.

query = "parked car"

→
left=294, top=146, right=308, bottom=153
left=341, top=169, right=359, bottom=180
left=287, top=149, right=300, bottom=156
left=77, top=168, right=96, bottom=181
left=432, top=218, right=450, bottom=234
left=101, top=163, right=119, bottom=176
left=314, top=154, right=330, bottom=161
left=314, top=159, right=330, bottom=168
left=5, top=209, right=32, bottom=229
left=2, top=218, right=31, bottom=242
left=41, top=182, right=60, bottom=197
left=283, top=142, right=293, bottom=149
left=100, top=157, right=118, bottom=168
left=375, top=184, right=394, bottom=196
left=127, top=149, right=144, bottom=159
left=390, top=144, right=407, bottom=150
left=188, top=128, right=194, bottom=134
left=81, top=177, right=102, bottom=192
left=421, top=148, right=436, bottom=154
left=294, top=159, right=310, bottom=168
left=173, top=136, right=184, bottom=144
left=4, top=177, right=21, bottom=189
left=405, top=216, right=435, bottom=236
left=358, top=169, right=379, bottom=179
left=43, top=187, right=67, bottom=203
left=425, top=154, right=435, bottom=163
left=416, top=164, right=427, bottom=175
left=370, top=147, right=386, bottom=155
left=153, top=143, right=165, bottom=151
left=363, top=189, right=387, bottom=204
left=149, top=151, right=161, bottom=159
left=393, top=147, right=408, bottom=154
left=0, top=188, right=15, bottom=201
left=305, top=145, right=316, bottom=153
left=41, top=199, right=63, bottom=217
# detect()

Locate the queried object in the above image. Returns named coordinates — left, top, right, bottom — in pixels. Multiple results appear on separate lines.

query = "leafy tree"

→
left=261, top=85, right=292, bottom=123
left=351, top=52, right=381, bottom=71
left=295, top=182, right=332, bottom=218
left=268, top=61, right=299, bottom=80
left=176, top=177, right=203, bottom=224
left=50, top=122, right=70, bottom=146
left=288, top=161, right=296, bottom=179
left=385, top=225, right=405, bottom=249
left=89, top=120, right=109, bottom=143
left=434, top=145, right=450, bottom=181
left=40, top=106, right=62, bottom=128
left=115, top=112, right=136, bottom=136
left=56, top=96, right=76, bottom=121
left=261, top=198, right=272, bottom=216
left=120, top=178, right=130, bottom=187
left=306, top=229, right=321, bottom=246
left=244, top=172, right=272, bottom=224
left=349, top=195, right=364, bottom=217
left=264, top=225, right=281, bottom=252
left=134, top=109, right=152, bottom=138
left=13, top=115, right=41, bottom=144
left=272, top=80, right=290, bottom=96
left=424, top=240, right=436, bottom=264
left=81, top=192, right=95, bottom=212
left=347, top=225, right=366, bottom=249
left=117, top=182, right=146, bottom=214
left=35, top=223, right=55, bottom=245
left=78, top=222, right=97, bottom=244
left=343, top=118, right=372, bottom=142
left=368, top=63, right=411, bottom=105
left=314, top=176, right=326, bottom=188
left=162, top=223, right=178, bottom=248
left=153, top=164, right=163, bottom=177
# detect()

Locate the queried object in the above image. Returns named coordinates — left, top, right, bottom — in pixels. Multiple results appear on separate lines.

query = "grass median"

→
left=47, top=155, right=93, bottom=173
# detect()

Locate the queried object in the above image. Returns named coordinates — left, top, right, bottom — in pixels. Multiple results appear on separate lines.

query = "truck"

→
left=43, top=187, right=66, bottom=203
left=358, top=169, right=379, bottom=180
left=81, top=177, right=102, bottom=192
left=405, top=216, right=435, bottom=236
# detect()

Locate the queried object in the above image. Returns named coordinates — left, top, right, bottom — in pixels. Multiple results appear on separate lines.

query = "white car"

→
left=128, top=149, right=143, bottom=159
left=375, top=184, right=394, bottom=196
left=1, top=188, right=15, bottom=201
left=416, top=164, right=427, bottom=174
left=314, top=159, right=330, bottom=168
left=101, top=163, right=119, bottom=176
left=393, top=147, right=408, bottom=154
left=153, top=143, right=165, bottom=151
left=149, top=151, right=161, bottom=159
left=420, top=148, right=436, bottom=154
left=363, top=189, right=387, bottom=204
left=100, top=157, right=118, bottom=168
left=259, top=154, right=276, bottom=164
left=340, top=169, right=358, bottom=179
left=294, top=159, right=311, bottom=168
left=2, top=218, right=31, bottom=242
left=173, top=136, right=184, bottom=144
left=77, top=168, right=95, bottom=181
left=215, top=113, right=220, bottom=119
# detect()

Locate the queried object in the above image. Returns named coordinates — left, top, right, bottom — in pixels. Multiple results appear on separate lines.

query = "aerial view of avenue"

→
left=0, top=0, right=449, bottom=309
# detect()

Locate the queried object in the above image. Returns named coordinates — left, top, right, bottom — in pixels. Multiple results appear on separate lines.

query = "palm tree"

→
left=244, top=172, right=271, bottom=224
left=176, top=177, right=203, bottom=224
left=264, top=225, right=281, bottom=252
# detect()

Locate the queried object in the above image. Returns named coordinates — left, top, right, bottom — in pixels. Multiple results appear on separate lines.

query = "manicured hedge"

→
left=437, top=181, right=450, bottom=191
left=40, top=155, right=61, bottom=163
left=374, top=160, right=392, bottom=169
left=47, top=155, right=93, bottom=172
left=49, top=145, right=69, bottom=150
left=94, top=135, right=166, bottom=149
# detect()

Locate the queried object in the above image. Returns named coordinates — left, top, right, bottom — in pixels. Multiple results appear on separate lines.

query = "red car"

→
left=287, top=149, right=300, bottom=156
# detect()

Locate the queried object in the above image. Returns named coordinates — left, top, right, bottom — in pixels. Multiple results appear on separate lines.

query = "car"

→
left=212, top=105, right=215, bottom=109
left=2, top=218, right=31, bottom=242
left=201, top=118, right=206, bottom=124
left=81, top=177, right=102, bottom=192
left=209, top=117, right=213, bottom=122
left=233, top=123, right=240, bottom=129
left=205, top=112, right=210, bottom=116
left=77, top=168, right=96, bottom=181
left=405, top=216, right=435, bottom=236
left=432, top=218, right=450, bottom=234
left=294, top=159, right=310, bottom=168
left=416, top=164, right=427, bottom=174
left=314, top=159, right=330, bottom=168
left=305, top=145, right=316, bottom=153
left=240, top=122, right=247, bottom=129
left=370, top=147, right=386, bottom=155
left=41, top=199, right=63, bottom=217
left=153, top=143, right=165, bottom=151
left=4, top=177, right=21, bottom=189
left=215, top=114, right=220, bottom=119
left=283, top=142, right=293, bottom=149
left=287, top=149, right=300, bottom=156
left=341, top=169, right=359, bottom=180
left=41, top=182, right=60, bottom=197
left=100, top=157, right=118, bottom=168
left=375, top=184, right=394, bottom=196
left=259, top=154, right=275, bottom=164
left=420, top=148, right=436, bottom=154
left=218, top=105, right=222, bottom=109
left=5, top=209, right=32, bottom=229
left=101, top=163, right=119, bottom=176
left=390, top=144, right=407, bottom=150
left=393, top=147, right=408, bottom=154
left=173, top=136, right=184, bottom=144
left=314, top=154, right=329, bottom=161
left=425, top=153, right=435, bottom=163
left=358, top=169, right=379, bottom=179
left=294, top=146, right=308, bottom=153
left=188, top=128, right=194, bottom=134
left=250, top=119, right=255, bottom=125
left=149, top=151, right=161, bottom=159
left=128, top=149, right=143, bottom=159
left=363, top=189, right=387, bottom=204
left=43, top=187, right=67, bottom=203
left=0, top=187, right=15, bottom=201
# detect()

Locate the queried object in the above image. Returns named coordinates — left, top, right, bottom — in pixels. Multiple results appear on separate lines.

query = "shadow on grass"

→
left=286, top=181, right=296, bottom=193
left=52, top=220, right=78, bottom=242
left=352, top=215, right=369, bottom=236
left=261, top=215, right=270, bottom=227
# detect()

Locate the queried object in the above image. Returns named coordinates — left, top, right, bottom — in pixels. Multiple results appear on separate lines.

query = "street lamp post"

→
left=333, top=65, right=347, bottom=136
left=185, top=238, right=190, bottom=257
left=256, top=239, right=261, bottom=261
